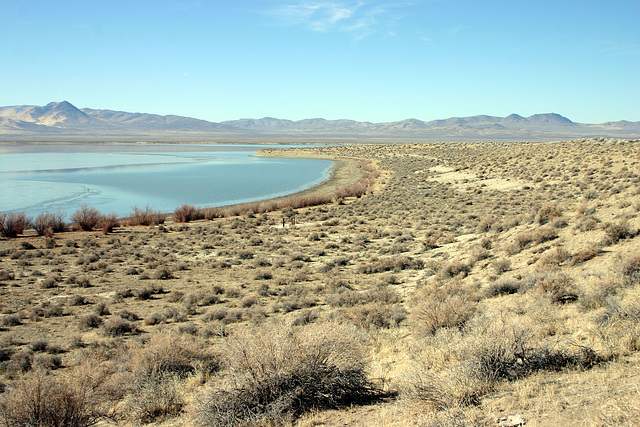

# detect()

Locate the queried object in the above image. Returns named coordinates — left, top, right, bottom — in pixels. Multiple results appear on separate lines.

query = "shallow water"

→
left=0, top=144, right=333, bottom=218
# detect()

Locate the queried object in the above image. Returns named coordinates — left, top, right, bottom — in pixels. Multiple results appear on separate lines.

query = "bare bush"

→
left=33, top=210, right=66, bottom=236
left=535, top=204, right=562, bottom=225
left=0, top=366, right=115, bottom=426
left=128, top=205, right=166, bottom=226
left=622, top=253, right=640, bottom=287
left=411, top=282, right=478, bottom=336
left=70, top=205, right=102, bottom=231
left=0, top=212, right=31, bottom=238
left=602, top=221, right=637, bottom=246
left=124, top=333, right=219, bottom=422
left=174, top=204, right=202, bottom=223
left=404, top=316, right=604, bottom=411
left=99, top=213, right=119, bottom=234
left=196, top=322, right=381, bottom=426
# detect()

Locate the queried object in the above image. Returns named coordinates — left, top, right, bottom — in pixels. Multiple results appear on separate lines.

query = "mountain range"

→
left=0, top=101, right=638, bottom=142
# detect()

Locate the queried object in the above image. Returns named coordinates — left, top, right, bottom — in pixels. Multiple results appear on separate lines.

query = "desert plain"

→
left=0, top=138, right=639, bottom=426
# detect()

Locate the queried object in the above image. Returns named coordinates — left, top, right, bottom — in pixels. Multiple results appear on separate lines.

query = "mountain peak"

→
left=527, top=113, right=574, bottom=126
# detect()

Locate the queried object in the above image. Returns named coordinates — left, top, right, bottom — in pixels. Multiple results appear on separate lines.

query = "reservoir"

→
left=0, top=143, right=333, bottom=218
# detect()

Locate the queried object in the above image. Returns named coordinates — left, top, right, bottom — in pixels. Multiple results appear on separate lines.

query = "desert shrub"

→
left=602, top=221, right=636, bottom=246
left=531, top=226, right=558, bottom=244
left=1, top=314, right=22, bottom=327
left=79, top=314, right=104, bottom=329
left=596, top=289, right=640, bottom=352
left=477, top=216, right=495, bottom=233
left=622, top=253, right=640, bottom=287
left=153, top=267, right=174, bottom=280
left=485, top=278, right=521, bottom=298
left=0, top=366, right=114, bottom=426
left=538, top=246, right=571, bottom=266
left=491, top=258, right=511, bottom=274
left=130, top=332, right=219, bottom=381
left=411, top=282, right=478, bottom=336
left=196, top=322, right=381, bottom=426
left=99, top=213, right=119, bottom=234
left=438, top=260, right=472, bottom=279
left=122, top=334, right=217, bottom=422
left=128, top=205, right=166, bottom=226
left=174, top=204, right=202, bottom=223
left=125, top=370, right=183, bottom=423
left=102, top=317, right=139, bottom=337
left=358, top=256, right=422, bottom=274
left=33, top=211, right=66, bottom=236
left=570, top=246, right=600, bottom=265
left=535, top=204, right=562, bottom=225
left=464, top=317, right=600, bottom=384
left=404, top=316, right=603, bottom=411
left=339, top=302, right=406, bottom=329
left=202, top=207, right=224, bottom=220
left=531, top=271, right=578, bottom=303
left=469, top=246, right=490, bottom=264
left=70, top=204, right=102, bottom=231
left=0, top=212, right=31, bottom=238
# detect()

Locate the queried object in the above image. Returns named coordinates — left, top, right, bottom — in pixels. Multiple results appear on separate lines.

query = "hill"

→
left=0, top=101, right=638, bottom=142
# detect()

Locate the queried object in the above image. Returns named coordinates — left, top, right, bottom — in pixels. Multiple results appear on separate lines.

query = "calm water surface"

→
left=0, top=144, right=333, bottom=218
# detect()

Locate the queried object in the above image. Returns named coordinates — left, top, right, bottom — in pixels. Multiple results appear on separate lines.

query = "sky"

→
left=1, top=0, right=638, bottom=123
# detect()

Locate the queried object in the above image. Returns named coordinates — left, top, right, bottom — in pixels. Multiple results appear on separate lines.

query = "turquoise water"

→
left=0, top=144, right=333, bottom=218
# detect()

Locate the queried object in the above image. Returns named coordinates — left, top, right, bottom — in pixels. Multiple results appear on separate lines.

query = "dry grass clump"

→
left=195, top=321, right=382, bottom=426
left=438, top=259, right=472, bottom=279
left=102, top=317, right=140, bottom=337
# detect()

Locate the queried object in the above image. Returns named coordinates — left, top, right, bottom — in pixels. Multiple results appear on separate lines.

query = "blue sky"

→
left=1, top=0, right=638, bottom=123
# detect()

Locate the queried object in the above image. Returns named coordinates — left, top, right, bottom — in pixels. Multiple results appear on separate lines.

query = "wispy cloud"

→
left=266, top=1, right=403, bottom=40
left=598, top=44, right=640, bottom=57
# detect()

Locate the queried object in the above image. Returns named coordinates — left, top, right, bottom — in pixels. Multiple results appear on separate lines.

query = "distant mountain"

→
left=0, top=101, right=638, bottom=142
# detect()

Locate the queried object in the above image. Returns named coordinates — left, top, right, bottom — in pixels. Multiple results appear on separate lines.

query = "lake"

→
left=0, top=143, right=333, bottom=219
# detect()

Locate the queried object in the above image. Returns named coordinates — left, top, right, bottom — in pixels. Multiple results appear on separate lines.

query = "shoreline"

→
left=0, top=144, right=367, bottom=222
left=1, top=146, right=371, bottom=233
